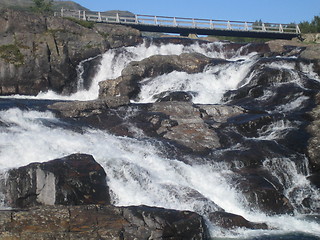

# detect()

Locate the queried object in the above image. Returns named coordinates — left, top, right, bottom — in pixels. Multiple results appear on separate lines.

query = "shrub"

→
left=0, top=44, right=25, bottom=66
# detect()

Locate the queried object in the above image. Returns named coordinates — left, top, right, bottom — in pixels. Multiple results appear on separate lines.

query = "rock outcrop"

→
left=2, top=153, right=110, bottom=208
left=0, top=205, right=209, bottom=240
left=0, top=9, right=141, bottom=96
left=98, top=53, right=215, bottom=99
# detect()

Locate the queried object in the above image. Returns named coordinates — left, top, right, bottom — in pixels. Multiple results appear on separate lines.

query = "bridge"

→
left=54, top=9, right=301, bottom=40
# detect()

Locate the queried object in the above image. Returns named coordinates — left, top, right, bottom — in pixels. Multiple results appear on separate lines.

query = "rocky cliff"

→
left=0, top=9, right=141, bottom=95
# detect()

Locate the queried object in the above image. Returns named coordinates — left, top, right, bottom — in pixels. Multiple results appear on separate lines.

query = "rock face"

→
left=0, top=9, right=141, bottom=96
left=307, top=93, right=320, bottom=172
left=3, top=154, right=110, bottom=208
left=0, top=205, right=209, bottom=240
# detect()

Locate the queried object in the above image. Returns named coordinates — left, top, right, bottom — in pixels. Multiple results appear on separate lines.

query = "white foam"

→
left=16, top=40, right=255, bottom=102
left=136, top=56, right=257, bottom=104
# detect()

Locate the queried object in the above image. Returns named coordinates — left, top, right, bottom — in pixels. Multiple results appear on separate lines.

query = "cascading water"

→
left=1, top=39, right=320, bottom=239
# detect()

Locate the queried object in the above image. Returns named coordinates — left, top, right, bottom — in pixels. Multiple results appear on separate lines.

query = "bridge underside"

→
left=122, top=23, right=299, bottom=40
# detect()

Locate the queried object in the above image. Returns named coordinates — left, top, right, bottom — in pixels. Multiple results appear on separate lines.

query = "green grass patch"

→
left=212, top=36, right=272, bottom=43
left=64, top=17, right=95, bottom=29
left=0, top=44, right=25, bottom=66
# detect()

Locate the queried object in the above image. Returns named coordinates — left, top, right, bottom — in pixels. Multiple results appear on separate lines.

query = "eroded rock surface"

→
left=2, top=154, right=110, bottom=208
left=0, top=9, right=141, bottom=96
left=0, top=205, right=209, bottom=240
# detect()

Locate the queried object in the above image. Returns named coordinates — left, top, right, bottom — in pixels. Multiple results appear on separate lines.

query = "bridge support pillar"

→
left=179, top=33, right=198, bottom=39
left=188, top=33, right=199, bottom=39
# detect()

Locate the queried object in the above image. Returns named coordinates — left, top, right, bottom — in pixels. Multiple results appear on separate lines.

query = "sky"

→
left=71, top=0, right=319, bottom=24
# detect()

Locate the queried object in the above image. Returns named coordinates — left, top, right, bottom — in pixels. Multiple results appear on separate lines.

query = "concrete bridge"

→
left=54, top=9, right=301, bottom=40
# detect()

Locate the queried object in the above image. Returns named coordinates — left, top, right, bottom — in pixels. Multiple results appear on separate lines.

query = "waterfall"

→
left=0, top=39, right=320, bottom=239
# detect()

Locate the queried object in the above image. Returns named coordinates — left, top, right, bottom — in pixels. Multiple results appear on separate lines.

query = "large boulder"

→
left=149, top=102, right=221, bottom=152
left=2, top=154, right=110, bottom=208
left=0, top=205, right=209, bottom=240
left=0, top=9, right=141, bottom=96
left=300, top=45, right=320, bottom=61
left=209, top=211, right=268, bottom=230
left=48, top=97, right=130, bottom=118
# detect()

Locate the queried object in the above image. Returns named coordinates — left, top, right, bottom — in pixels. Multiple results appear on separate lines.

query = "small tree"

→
left=299, top=15, right=320, bottom=33
left=31, top=0, right=53, bottom=14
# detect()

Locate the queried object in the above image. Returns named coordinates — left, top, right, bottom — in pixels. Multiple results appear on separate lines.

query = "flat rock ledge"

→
left=0, top=205, right=209, bottom=240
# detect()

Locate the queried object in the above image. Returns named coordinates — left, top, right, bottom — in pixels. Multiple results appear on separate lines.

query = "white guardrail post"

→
left=173, top=17, right=177, bottom=26
left=279, top=24, right=284, bottom=33
left=116, top=13, right=120, bottom=23
left=227, top=21, right=231, bottom=30
left=296, top=25, right=301, bottom=34
left=244, top=22, right=248, bottom=31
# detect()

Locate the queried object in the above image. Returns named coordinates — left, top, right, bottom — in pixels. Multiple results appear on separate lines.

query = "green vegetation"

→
left=299, top=15, right=320, bottom=33
left=31, top=0, right=53, bottom=14
left=213, top=36, right=272, bottom=43
left=0, top=44, right=25, bottom=66
left=0, top=0, right=88, bottom=12
left=64, top=17, right=95, bottom=29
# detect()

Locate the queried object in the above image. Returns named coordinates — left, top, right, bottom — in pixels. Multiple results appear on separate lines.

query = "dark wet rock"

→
left=150, top=102, right=221, bottom=152
left=307, top=94, right=320, bottom=172
left=0, top=9, right=141, bottom=96
left=156, top=91, right=194, bottom=102
left=98, top=52, right=213, bottom=99
left=232, top=168, right=294, bottom=215
left=48, top=97, right=130, bottom=118
left=122, top=205, right=209, bottom=240
left=209, top=211, right=268, bottom=230
left=0, top=205, right=209, bottom=240
left=2, top=154, right=110, bottom=208
left=79, top=55, right=103, bottom=90
left=307, top=173, right=320, bottom=188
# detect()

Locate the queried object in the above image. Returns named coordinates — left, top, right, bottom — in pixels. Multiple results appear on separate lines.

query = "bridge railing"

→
left=54, top=9, right=301, bottom=34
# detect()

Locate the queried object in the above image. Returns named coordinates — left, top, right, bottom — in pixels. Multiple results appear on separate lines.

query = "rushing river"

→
left=0, top=39, right=320, bottom=239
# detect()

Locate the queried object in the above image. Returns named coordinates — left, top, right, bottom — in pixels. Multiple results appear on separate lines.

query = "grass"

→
left=213, top=36, right=273, bottom=43
left=64, top=17, right=95, bottom=29
left=0, top=44, right=25, bottom=66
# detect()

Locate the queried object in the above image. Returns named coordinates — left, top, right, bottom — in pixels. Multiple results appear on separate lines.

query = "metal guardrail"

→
left=54, top=9, right=301, bottom=35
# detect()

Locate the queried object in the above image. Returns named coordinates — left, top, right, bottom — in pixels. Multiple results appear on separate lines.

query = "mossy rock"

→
left=0, top=44, right=24, bottom=66
left=64, top=17, right=95, bottom=29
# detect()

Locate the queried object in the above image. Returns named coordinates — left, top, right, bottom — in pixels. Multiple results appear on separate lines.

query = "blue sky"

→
left=71, top=0, right=319, bottom=24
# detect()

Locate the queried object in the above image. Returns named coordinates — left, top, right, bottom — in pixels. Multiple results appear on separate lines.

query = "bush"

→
left=64, top=17, right=95, bottom=29
left=0, top=44, right=24, bottom=66
left=31, top=0, right=53, bottom=14
left=299, top=15, right=320, bottom=33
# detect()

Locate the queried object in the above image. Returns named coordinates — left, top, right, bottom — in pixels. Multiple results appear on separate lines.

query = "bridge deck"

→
left=54, top=9, right=301, bottom=40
